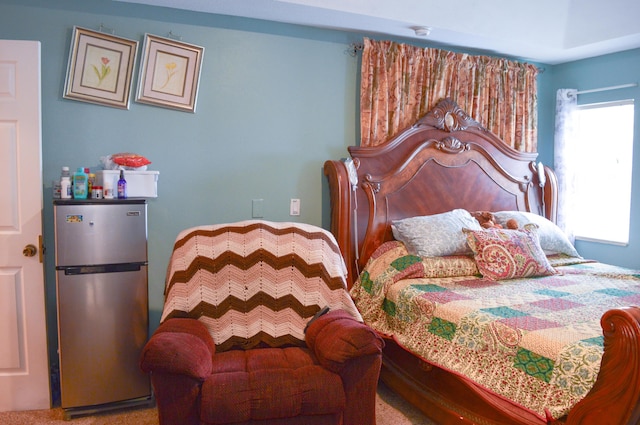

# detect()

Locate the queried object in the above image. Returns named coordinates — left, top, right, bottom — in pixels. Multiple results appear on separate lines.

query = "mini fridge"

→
left=53, top=199, right=152, bottom=418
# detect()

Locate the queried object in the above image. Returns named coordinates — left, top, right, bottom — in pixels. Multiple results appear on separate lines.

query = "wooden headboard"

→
left=324, top=98, right=558, bottom=287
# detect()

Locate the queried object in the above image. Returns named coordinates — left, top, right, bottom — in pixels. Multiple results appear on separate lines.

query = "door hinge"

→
left=39, top=234, right=44, bottom=264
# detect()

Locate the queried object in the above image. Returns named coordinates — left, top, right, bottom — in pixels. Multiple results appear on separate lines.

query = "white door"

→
left=0, top=40, right=50, bottom=411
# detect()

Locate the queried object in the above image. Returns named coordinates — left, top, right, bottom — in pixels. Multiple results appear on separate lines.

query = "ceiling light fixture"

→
left=412, top=26, right=432, bottom=37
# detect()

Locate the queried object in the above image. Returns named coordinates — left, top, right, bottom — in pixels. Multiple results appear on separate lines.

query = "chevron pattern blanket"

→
left=161, top=220, right=362, bottom=351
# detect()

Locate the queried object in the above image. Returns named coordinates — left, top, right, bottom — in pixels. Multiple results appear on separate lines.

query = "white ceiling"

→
left=115, top=0, right=640, bottom=64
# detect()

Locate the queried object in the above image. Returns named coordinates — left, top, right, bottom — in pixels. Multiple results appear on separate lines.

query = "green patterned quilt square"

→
left=360, top=271, right=373, bottom=293
left=514, top=348, right=554, bottom=383
left=382, top=298, right=396, bottom=317
left=391, top=255, right=422, bottom=271
left=429, top=317, right=456, bottom=341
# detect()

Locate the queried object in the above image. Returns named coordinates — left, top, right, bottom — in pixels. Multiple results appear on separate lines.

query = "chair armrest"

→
left=140, top=317, right=214, bottom=380
left=305, top=309, right=384, bottom=373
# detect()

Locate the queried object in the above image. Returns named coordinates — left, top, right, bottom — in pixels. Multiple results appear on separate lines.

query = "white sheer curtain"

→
left=553, top=89, right=578, bottom=243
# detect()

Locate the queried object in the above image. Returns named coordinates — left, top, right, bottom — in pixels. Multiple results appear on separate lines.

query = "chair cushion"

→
left=200, top=347, right=345, bottom=424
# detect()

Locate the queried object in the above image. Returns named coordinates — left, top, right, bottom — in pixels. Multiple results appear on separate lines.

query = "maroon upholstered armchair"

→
left=140, top=220, right=384, bottom=425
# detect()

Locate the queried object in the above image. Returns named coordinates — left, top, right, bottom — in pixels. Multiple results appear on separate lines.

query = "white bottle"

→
left=60, top=166, right=72, bottom=199
left=103, top=178, right=114, bottom=199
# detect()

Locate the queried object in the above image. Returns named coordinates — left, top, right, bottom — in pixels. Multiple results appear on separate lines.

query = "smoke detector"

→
left=412, top=26, right=432, bottom=37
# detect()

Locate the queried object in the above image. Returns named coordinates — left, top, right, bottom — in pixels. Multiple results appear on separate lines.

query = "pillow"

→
left=492, top=211, right=581, bottom=257
left=391, top=209, right=482, bottom=257
left=419, top=255, right=479, bottom=278
left=361, top=241, right=478, bottom=285
left=463, top=224, right=556, bottom=280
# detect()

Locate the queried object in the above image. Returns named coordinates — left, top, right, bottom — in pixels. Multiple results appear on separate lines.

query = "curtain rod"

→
left=346, top=42, right=363, bottom=57
left=576, top=83, right=638, bottom=95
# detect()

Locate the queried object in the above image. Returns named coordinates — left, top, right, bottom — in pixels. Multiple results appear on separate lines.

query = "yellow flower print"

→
left=160, top=62, right=177, bottom=89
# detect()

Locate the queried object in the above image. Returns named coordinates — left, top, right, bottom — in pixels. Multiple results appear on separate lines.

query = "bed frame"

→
left=324, top=98, right=640, bottom=425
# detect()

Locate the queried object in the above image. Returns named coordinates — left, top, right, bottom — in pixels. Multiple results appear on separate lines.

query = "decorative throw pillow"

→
left=391, top=209, right=482, bottom=257
left=492, top=211, right=581, bottom=257
left=463, top=224, right=556, bottom=280
left=362, top=241, right=478, bottom=285
left=419, top=255, right=479, bottom=278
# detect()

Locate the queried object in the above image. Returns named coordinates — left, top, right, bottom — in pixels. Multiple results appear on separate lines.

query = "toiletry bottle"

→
left=117, top=170, right=127, bottom=199
left=60, top=166, right=72, bottom=199
left=72, top=167, right=88, bottom=199
left=87, top=169, right=95, bottom=197
left=103, top=178, right=114, bottom=199
left=53, top=179, right=62, bottom=199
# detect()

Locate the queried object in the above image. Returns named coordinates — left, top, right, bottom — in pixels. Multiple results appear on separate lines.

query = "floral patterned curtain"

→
left=360, top=38, right=539, bottom=152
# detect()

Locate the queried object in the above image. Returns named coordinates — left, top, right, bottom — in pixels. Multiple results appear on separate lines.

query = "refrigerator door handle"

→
left=59, top=262, right=147, bottom=275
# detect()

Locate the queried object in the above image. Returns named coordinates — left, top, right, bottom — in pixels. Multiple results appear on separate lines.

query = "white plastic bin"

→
left=95, top=170, right=159, bottom=198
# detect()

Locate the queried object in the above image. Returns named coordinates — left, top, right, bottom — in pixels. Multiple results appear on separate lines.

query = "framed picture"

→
left=136, top=34, right=204, bottom=113
left=63, top=26, right=138, bottom=109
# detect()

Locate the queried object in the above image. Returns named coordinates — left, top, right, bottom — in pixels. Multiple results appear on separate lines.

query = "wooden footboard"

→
left=562, top=306, right=640, bottom=425
left=379, top=338, right=546, bottom=425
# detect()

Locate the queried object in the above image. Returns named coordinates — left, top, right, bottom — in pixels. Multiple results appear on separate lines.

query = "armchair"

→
left=140, top=220, right=384, bottom=425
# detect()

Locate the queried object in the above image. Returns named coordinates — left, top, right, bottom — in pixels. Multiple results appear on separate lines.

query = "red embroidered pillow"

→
left=463, top=224, right=556, bottom=280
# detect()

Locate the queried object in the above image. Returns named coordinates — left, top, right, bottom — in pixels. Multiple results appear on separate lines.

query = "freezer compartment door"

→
left=56, top=266, right=150, bottom=408
left=54, top=202, right=147, bottom=266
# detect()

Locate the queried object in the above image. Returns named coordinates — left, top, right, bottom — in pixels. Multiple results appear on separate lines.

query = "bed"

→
left=323, top=98, right=640, bottom=425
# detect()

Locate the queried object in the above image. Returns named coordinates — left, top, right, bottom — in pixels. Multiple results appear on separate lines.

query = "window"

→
left=573, top=100, right=634, bottom=244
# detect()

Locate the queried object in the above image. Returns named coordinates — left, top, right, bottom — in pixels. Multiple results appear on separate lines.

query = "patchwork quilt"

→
left=350, top=241, right=640, bottom=420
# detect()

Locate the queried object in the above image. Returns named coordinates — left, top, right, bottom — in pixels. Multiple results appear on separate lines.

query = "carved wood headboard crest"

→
left=324, top=98, right=557, bottom=286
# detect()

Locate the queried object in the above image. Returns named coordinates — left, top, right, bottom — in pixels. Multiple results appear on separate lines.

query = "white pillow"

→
left=391, top=209, right=482, bottom=257
left=492, top=211, right=581, bottom=257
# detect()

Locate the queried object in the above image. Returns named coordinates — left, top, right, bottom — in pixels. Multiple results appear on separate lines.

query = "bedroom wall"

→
left=547, top=49, right=640, bottom=269
left=4, top=0, right=634, bottom=374
left=0, top=0, right=363, bottom=366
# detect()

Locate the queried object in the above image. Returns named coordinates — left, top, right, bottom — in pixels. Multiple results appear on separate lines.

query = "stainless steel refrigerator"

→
left=53, top=199, right=152, bottom=417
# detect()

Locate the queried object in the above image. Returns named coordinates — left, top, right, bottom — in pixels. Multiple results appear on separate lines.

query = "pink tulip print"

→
left=92, top=57, right=111, bottom=86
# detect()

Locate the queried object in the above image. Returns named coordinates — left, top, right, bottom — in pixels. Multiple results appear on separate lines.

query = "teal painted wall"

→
left=1, top=0, right=637, bottom=383
left=547, top=49, right=640, bottom=268
left=0, top=0, right=363, bottom=366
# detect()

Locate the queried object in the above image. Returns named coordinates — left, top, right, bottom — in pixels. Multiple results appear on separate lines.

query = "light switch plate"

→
left=290, top=198, right=300, bottom=216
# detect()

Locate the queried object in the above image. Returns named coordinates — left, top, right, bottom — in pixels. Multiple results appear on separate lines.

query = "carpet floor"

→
left=0, top=382, right=437, bottom=425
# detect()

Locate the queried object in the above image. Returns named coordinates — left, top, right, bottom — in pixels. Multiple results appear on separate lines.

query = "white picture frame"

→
left=63, top=26, right=138, bottom=109
left=136, top=34, right=204, bottom=113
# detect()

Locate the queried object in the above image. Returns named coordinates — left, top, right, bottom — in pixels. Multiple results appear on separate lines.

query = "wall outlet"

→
left=290, top=198, right=300, bottom=216
left=252, top=199, right=264, bottom=218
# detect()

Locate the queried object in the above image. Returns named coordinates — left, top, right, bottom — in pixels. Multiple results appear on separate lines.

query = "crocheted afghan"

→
left=161, top=220, right=362, bottom=351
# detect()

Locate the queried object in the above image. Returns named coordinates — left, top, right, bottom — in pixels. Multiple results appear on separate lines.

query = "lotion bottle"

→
left=60, top=166, right=71, bottom=199
left=117, top=170, right=127, bottom=199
